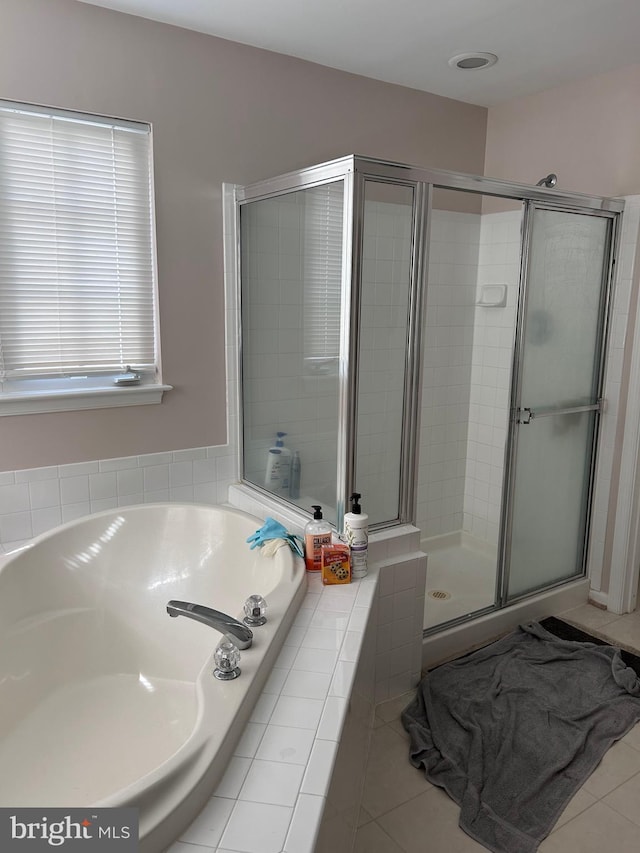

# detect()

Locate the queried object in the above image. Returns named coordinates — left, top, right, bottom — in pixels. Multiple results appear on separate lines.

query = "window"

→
left=0, top=100, right=169, bottom=415
left=303, top=181, right=344, bottom=374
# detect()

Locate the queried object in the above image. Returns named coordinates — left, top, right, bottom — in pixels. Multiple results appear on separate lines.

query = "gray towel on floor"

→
left=402, top=621, right=640, bottom=853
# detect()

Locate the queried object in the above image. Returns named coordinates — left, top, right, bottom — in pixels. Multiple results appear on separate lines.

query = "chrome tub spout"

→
left=166, top=600, right=253, bottom=649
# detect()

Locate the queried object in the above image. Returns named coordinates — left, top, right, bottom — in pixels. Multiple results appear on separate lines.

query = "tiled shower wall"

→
left=417, top=207, right=521, bottom=546
left=241, top=191, right=340, bottom=512
left=416, top=209, right=479, bottom=539
left=463, top=210, right=521, bottom=544
left=241, top=189, right=414, bottom=525
left=357, top=198, right=413, bottom=523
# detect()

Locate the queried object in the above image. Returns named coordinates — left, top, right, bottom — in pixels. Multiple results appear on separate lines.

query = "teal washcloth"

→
left=246, top=517, right=304, bottom=559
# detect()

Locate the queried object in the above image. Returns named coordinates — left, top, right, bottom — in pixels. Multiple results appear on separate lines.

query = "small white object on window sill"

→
left=113, top=366, right=142, bottom=386
left=477, top=284, right=507, bottom=307
left=0, top=384, right=173, bottom=416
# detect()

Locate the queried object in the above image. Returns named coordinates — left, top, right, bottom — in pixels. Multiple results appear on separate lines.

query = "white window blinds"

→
left=0, top=101, right=156, bottom=386
left=303, top=182, right=344, bottom=369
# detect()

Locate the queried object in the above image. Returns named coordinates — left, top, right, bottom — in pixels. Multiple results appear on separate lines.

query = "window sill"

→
left=0, top=384, right=173, bottom=416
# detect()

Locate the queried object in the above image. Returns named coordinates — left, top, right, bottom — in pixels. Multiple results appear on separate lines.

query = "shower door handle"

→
left=516, top=400, right=603, bottom=424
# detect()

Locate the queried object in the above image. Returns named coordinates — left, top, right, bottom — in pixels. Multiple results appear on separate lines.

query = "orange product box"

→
left=321, top=543, right=351, bottom=585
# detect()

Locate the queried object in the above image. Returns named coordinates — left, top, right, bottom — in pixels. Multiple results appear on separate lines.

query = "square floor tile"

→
left=582, top=740, right=640, bottom=798
left=602, top=769, right=640, bottom=827
left=375, top=690, right=415, bottom=724
left=377, top=786, right=485, bottom=852
left=595, top=612, right=640, bottom=653
left=354, top=820, right=405, bottom=853
left=621, top=721, right=640, bottom=752
left=551, top=786, right=597, bottom=831
left=560, top=604, right=621, bottom=632
left=361, top=725, right=430, bottom=819
left=539, top=801, right=640, bottom=852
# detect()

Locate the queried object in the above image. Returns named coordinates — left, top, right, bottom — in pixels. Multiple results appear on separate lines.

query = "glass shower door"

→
left=504, top=206, right=613, bottom=600
left=239, top=181, right=345, bottom=524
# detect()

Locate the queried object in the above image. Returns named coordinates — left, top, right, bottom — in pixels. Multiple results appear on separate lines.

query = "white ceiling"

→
left=76, top=0, right=640, bottom=106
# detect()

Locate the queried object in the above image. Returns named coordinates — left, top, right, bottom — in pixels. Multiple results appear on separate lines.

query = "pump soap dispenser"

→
left=304, top=505, right=331, bottom=572
left=344, top=492, right=369, bottom=579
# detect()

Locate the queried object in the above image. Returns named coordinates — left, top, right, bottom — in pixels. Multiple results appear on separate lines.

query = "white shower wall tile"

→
left=91, top=497, right=118, bottom=513
left=15, top=466, right=59, bottom=483
left=31, top=506, right=62, bottom=536
left=28, top=479, right=61, bottom=510
left=417, top=207, right=521, bottom=547
left=462, top=209, right=521, bottom=545
left=58, top=461, right=99, bottom=477
left=98, top=456, right=138, bottom=472
left=417, top=209, right=479, bottom=540
left=0, top=510, right=33, bottom=543
left=0, top=482, right=30, bottom=515
left=357, top=200, right=414, bottom=523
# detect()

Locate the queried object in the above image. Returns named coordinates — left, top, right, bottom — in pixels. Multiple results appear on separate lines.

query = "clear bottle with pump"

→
left=275, top=432, right=291, bottom=492
left=290, top=451, right=301, bottom=499
left=344, top=492, right=369, bottom=579
left=304, top=505, right=332, bottom=572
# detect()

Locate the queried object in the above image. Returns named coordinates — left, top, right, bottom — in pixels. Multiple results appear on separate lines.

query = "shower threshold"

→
left=421, top=576, right=590, bottom=671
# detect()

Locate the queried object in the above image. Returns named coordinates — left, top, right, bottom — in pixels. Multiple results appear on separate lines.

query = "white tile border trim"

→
left=588, top=196, right=640, bottom=598
left=607, top=197, right=640, bottom=613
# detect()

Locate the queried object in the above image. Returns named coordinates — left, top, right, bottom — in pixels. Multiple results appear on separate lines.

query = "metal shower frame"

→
left=235, top=154, right=623, bottom=616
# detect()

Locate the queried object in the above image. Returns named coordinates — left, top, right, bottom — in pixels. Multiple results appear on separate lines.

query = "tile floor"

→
left=354, top=603, right=640, bottom=853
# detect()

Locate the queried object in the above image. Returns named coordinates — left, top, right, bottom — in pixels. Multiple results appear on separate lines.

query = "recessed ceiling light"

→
left=448, top=52, right=498, bottom=70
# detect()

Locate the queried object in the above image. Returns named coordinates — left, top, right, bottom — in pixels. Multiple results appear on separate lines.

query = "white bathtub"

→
left=0, top=503, right=306, bottom=851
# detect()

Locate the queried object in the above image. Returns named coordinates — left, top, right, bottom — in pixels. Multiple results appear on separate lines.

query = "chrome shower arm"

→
left=536, top=173, right=558, bottom=188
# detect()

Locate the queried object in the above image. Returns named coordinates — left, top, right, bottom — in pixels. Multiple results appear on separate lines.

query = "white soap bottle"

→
left=264, top=447, right=283, bottom=491
left=275, top=432, right=291, bottom=492
left=265, top=431, right=290, bottom=493
left=344, top=492, right=369, bottom=579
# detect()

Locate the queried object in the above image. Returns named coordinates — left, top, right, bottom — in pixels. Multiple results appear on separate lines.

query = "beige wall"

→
left=484, top=63, right=640, bottom=198
left=0, top=0, right=487, bottom=472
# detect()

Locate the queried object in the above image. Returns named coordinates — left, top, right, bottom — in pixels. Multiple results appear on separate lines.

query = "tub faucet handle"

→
left=243, top=594, right=267, bottom=627
left=213, top=640, right=241, bottom=680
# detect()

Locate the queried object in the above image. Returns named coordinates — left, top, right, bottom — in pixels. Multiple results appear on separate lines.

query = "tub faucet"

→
left=166, top=600, right=253, bottom=649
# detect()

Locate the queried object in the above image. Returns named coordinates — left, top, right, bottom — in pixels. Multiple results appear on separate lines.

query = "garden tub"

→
left=0, top=503, right=306, bottom=851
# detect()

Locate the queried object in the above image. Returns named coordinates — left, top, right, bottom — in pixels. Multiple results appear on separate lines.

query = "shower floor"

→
left=423, top=531, right=498, bottom=630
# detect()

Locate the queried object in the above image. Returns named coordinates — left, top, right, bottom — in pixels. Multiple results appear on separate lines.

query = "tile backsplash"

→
left=0, top=444, right=237, bottom=553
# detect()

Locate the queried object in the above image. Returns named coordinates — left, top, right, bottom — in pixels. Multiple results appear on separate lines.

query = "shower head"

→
left=536, top=173, right=558, bottom=188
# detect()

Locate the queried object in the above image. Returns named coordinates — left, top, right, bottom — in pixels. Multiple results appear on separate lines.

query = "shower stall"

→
left=234, top=156, right=622, bottom=636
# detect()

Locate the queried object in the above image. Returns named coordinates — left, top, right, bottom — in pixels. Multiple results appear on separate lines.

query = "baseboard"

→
left=587, top=589, right=608, bottom=609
